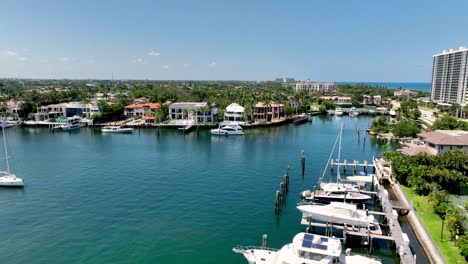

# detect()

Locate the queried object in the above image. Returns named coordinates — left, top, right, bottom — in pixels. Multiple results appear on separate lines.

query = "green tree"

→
left=18, top=102, right=34, bottom=118
left=371, top=116, right=389, bottom=133
left=391, top=120, right=420, bottom=137
left=432, top=115, right=468, bottom=131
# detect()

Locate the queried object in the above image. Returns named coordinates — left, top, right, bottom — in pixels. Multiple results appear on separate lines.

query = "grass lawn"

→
left=401, top=186, right=466, bottom=263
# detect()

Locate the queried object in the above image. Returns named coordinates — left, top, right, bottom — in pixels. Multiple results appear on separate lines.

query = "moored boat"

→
left=211, top=124, right=244, bottom=136
left=0, top=122, right=23, bottom=187
left=233, top=232, right=381, bottom=264
left=335, top=108, right=343, bottom=116
left=102, top=126, right=134, bottom=133
left=292, top=114, right=309, bottom=125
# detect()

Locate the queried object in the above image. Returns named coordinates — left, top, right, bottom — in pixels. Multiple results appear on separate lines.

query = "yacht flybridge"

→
left=233, top=232, right=382, bottom=264
left=0, top=122, right=23, bottom=187
left=297, top=202, right=382, bottom=235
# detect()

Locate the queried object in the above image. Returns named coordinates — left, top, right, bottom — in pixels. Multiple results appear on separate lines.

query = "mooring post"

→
left=275, top=190, right=280, bottom=214
left=313, top=185, right=316, bottom=203
left=280, top=182, right=285, bottom=203
left=343, top=224, right=347, bottom=244
left=287, top=166, right=290, bottom=178
left=364, top=160, right=368, bottom=173
left=262, top=234, right=268, bottom=249
left=330, top=160, right=334, bottom=172
left=284, top=174, right=288, bottom=194
left=343, top=159, right=347, bottom=173
left=301, top=150, right=305, bottom=176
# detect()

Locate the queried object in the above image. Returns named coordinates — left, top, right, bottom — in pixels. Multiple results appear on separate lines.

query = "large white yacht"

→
left=62, top=117, right=85, bottom=131
left=297, top=202, right=382, bottom=235
left=211, top=124, right=244, bottom=136
left=233, top=232, right=381, bottom=264
left=0, top=122, right=23, bottom=187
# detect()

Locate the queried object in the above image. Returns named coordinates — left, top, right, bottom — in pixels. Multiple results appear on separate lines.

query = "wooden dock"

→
left=377, top=185, right=415, bottom=263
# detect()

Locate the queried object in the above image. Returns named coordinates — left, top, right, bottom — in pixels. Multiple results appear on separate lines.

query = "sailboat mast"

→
left=1, top=121, right=10, bottom=173
left=336, top=123, right=343, bottom=183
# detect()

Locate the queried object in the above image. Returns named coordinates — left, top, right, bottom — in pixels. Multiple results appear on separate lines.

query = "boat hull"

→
left=211, top=130, right=244, bottom=136
left=102, top=128, right=134, bottom=133
left=0, top=176, right=24, bottom=187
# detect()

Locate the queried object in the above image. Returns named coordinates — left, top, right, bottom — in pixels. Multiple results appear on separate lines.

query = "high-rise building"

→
left=431, top=47, right=468, bottom=105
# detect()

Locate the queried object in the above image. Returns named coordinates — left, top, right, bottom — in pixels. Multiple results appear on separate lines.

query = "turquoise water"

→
left=0, top=117, right=417, bottom=263
left=339, top=82, right=431, bottom=92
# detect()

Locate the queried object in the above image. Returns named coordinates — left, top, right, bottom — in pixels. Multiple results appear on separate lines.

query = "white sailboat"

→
left=0, top=122, right=24, bottom=187
left=233, top=232, right=382, bottom=264
left=302, top=124, right=371, bottom=203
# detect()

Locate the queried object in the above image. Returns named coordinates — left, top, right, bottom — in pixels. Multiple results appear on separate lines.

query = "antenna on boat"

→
left=1, top=120, right=10, bottom=174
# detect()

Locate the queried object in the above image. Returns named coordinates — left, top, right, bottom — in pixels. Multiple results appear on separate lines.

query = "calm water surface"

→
left=0, top=116, right=422, bottom=263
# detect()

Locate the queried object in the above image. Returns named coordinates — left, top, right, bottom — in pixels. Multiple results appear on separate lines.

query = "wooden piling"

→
left=343, top=160, right=347, bottom=173
left=262, top=234, right=268, bottom=249
left=284, top=174, right=289, bottom=194
left=301, top=150, right=305, bottom=176
left=274, top=190, right=280, bottom=214
left=364, top=160, right=368, bottom=173
left=279, top=182, right=285, bottom=203
left=287, top=166, right=290, bottom=178
left=353, top=160, right=357, bottom=174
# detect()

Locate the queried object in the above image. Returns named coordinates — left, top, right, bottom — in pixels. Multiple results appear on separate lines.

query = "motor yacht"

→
left=233, top=232, right=381, bottom=264
left=349, top=107, right=359, bottom=117
left=335, top=108, right=343, bottom=116
left=61, top=117, right=85, bottom=131
left=102, top=126, right=134, bottom=133
left=211, top=124, right=244, bottom=135
left=297, top=202, right=382, bottom=235
left=301, top=184, right=371, bottom=203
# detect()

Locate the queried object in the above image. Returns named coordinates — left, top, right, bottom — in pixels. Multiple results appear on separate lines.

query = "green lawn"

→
left=401, top=186, right=466, bottom=263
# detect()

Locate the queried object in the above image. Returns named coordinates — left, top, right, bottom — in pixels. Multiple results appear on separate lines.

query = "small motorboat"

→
left=102, top=126, right=134, bottom=133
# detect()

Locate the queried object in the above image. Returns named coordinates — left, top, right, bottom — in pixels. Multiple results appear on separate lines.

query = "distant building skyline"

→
left=431, top=46, right=468, bottom=105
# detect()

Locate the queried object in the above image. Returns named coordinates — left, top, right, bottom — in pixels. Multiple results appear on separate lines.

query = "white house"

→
left=169, top=102, right=216, bottom=123
left=224, top=103, right=245, bottom=122
left=400, top=130, right=468, bottom=155
left=35, top=101, right=100, bottom=120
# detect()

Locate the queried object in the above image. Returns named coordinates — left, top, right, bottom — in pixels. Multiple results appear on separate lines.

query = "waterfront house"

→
left=124, top=103, right=161, bottom=118
left=363, top=95, right=382, bottom=105
left=320, top=96, right=352, bottom=105
left=35, top=101, right=100, bottom=120
left=133, top=97, right=149, bottom=104
left=224, top=103, right=245, bottom=122
left=253, top=101, right=285, bottom=123
left=399, top=130, right=468, bottom=156
left=5, top=100, right=24, bottom=117
left=169, top=102, right=215, bottom=123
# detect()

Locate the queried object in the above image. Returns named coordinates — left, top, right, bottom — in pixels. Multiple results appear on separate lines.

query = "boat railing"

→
left=232, top=245, right=279, bottom=253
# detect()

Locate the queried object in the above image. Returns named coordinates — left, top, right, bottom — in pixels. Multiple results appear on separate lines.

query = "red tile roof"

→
left=125, top=103, right=161, bottom=109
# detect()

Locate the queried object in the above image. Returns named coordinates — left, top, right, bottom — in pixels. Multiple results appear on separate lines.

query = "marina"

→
left=0, top=116, right=429, bottom=263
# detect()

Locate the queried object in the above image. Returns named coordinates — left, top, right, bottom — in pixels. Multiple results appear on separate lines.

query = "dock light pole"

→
left=440, top=216, right=445, bottom=242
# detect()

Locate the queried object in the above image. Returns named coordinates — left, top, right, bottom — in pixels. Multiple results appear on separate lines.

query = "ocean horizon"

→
left=338, top=82, right=431, bottom=92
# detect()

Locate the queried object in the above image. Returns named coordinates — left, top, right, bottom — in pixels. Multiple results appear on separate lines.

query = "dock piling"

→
left=301, top=150, right=305, bottom=176
left=343, top=160, right=347, bottom=173
left=274, top=190, right=280, bottom=214
left=262, top=234, right=268, bottom=249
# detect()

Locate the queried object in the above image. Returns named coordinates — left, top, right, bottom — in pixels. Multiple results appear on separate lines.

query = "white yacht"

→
left=233, top=232, right=381, bottom=264
left=335, top=108, right=343, bottom=116
left=349, top=107, right=359, bottom=117
left=0, top=122, right=23, bottom=187
left=211, top=124, right=244, bottom=136
left=0, top=118, right=19, bottom=128
left=301, top=185, right=371, bottom=203
left=101, top=126, right=134, bottom=133
left=62, top=117, right=85, bottom=131
left=297, top=202, right=382, bottom=235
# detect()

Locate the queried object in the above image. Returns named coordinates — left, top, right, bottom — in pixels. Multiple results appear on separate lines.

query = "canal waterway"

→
left=0, top=116, right=425, bottom=263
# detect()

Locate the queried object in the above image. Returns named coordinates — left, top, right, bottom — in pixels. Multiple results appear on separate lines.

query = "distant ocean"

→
left=338, top=82, right=431, bottom=92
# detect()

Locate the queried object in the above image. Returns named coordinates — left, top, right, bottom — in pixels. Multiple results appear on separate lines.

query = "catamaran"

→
left=233, top=232, right=382, bottom=264
left=0, top=122, right=24, bottom=187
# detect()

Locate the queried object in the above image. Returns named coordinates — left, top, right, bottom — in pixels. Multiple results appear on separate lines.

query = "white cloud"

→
left=147, top=50, right=161, bottom=57
left=0, top=50, right=17, bottom=57
left=17, top=57, right=28, bottom=62
left=162, top=65, right=169, bottom=69
left=208, top=61, right=217, bottom=67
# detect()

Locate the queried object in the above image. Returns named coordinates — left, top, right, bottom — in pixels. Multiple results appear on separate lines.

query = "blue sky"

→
left=0, top=0, right=467, bottom=81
